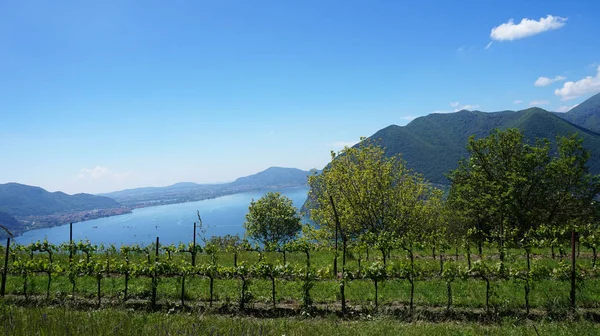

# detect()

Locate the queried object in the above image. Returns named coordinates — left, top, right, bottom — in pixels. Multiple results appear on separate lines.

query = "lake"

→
left=16, top=187, right=309, bottom=246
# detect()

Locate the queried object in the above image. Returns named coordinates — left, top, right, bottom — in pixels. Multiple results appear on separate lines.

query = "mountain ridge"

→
left=556, top=92, right=600, bottom=134
left=365, top=103, right=600, bottom=185
left=0, top=183, right=121, bottom=217
left=99, top=167, right=313, bottom=207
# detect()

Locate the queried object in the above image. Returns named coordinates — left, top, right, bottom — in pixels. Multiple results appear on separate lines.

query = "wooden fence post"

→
left=1, top=237, right=10, bottom=296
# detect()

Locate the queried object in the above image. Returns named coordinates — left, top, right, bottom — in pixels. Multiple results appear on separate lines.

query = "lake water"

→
left=16, top=188, right=309, bottom=246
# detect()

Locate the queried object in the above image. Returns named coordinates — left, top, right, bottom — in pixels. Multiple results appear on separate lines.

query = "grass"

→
left=1, top=303, right=600, bottom=335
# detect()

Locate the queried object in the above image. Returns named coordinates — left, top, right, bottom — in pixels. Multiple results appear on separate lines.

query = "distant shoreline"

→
left=12, top=186, right=309, bottom=239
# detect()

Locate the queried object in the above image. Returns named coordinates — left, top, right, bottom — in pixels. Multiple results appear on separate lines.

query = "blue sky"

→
left=1, top=0, right=600, bottom=194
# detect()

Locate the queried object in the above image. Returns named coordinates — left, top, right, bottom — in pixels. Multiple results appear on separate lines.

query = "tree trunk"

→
left=97, top=276, right=101, bottom=308
left=381, top=248, right=387, bottom=266
left=23, top=275, right=28, bottom=300
left=209, top=276, right=214, bottom=307
left=282, top=249, right=286, bottom=265
left=466, top=244, right=472, bottom=269
left=432, top=246, right=436, bottom=260
left=341, top=240, right=347, bottom=313
left=478, top=241, right=483, bottom=258
left=374, top=279, right=378, bottom=309
left=593, top=247, right=597, bottom=268
left=446, top=282, right=452, bottom=311
left=571, top=229, right=576, bottom=311
left=271, top=276, right=276, bottom=308
left=124, top=273, right=129, bottom=302
left=180, top=275, right=186, bottom=307
left=239, top=276, right=246, bottom=311
left=439, top=253, right=444, bottom=276
left=409, top=249, right=415, bottom=311
left=525, top=248, right=531, bottom=315
left=551, top=245, right=556, bottom=259
left=46, top=272, right=52, bottom=299
left=485, top=278, right=490, bottom=313
left=455, top=246, right=459, bottom=261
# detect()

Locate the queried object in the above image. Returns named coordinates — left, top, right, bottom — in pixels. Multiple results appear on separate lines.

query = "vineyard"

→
left=1, top=237, right=600, bottom=321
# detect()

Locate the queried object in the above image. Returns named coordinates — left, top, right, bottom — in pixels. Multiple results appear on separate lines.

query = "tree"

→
left=448, top=128, right=600, bottom=313
left=244, top=192, right=302, bottom=261
left=308, top=139, right=441, bottom=311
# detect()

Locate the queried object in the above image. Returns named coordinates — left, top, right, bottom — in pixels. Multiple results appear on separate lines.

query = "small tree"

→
left=244, top=192, right=302, bottom=260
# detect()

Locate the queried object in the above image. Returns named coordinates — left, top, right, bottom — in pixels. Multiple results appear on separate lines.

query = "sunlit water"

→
left=15, top=188, right=309, bottom=246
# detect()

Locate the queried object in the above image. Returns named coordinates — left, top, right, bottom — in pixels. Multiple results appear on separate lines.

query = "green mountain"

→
left=100, top=167, right=312, bottom=206
left=366, top=107, right=600, bottom=184
left=0, top=183, right=120, bottom=217
left=557, top=92, right=600, bottom=133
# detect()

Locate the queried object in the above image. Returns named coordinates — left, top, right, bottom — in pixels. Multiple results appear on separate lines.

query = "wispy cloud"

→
left=534, top=75, right=566, bottom=87
left=78, top=166, right=110, bottom=179
left=555, top=104, right=578, bottom=113
left=555, top=66, right=600, bottom=101
left=513, top=100, right=523, bottom=104
left=77, top=166, right=131, bottom=180
left=490, top=15, right=567, bottom=41
left=485, top=41, right=493, bottom=50
left=456, top=45, right=474, bottom=54
left=529, top=100, right=550, bottom=106
left=432, top=102, right=480, bottom=114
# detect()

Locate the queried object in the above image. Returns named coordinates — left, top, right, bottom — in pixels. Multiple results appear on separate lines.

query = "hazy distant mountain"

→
left=556, top=92, right=600, bottom=134
left=364, top=106, right=600, bottom=185
left=230, top=167, right=310, bottom=188
left=100, top=167, right=312, bottom=206
left=0, top=211, right=20, bottom=238
left=0, top=183, right=120, bottom=217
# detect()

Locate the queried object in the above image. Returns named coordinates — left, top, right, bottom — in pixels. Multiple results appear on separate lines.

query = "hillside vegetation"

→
left=557, top=92, right=600, bottom=134
left=367, top=106, right=600, bottom=184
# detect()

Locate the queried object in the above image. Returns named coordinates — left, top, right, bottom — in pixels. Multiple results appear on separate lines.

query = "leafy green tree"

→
left=244, top=192, right=302, bottom=262
left=448, top=128, right=600, bottom=312
left=308, top=140, right=441, bottom=311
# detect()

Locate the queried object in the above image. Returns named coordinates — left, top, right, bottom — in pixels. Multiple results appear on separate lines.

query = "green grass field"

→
left=1, top=303, right=599, bottom=336
left=2, top=246, right=600, bottom=335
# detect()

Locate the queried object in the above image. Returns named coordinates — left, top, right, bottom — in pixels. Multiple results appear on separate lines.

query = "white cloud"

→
left=555, top=104, right=578, bottom=113
left=513, top=100, right=524, bottom=104
left=534, top=75, right=566, bottom=87
left=529, top=100, right=550, bottom=106
left=554, top=66, right=600, bottom=101
left=77, top=166, right=131, bottom=181
left=78, top=166, right=110, bottom=179
left=400, top=116, right=416, bottom=121
left=458, top=104, right=480, bottom=111
left=485, top=41, right=493, bottom=50
left=490, top=15, right=567, bottom=41
left=432, top=102, right=480, bottom=114
left=331, top=141, right=356, bottom=149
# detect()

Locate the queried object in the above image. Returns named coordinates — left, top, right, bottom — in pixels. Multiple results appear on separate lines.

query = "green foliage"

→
left=244, top=192, right=302, bottom=248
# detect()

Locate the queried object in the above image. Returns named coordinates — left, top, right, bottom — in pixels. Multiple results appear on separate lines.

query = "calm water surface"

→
left=16, top=188, right=309, bottom=246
